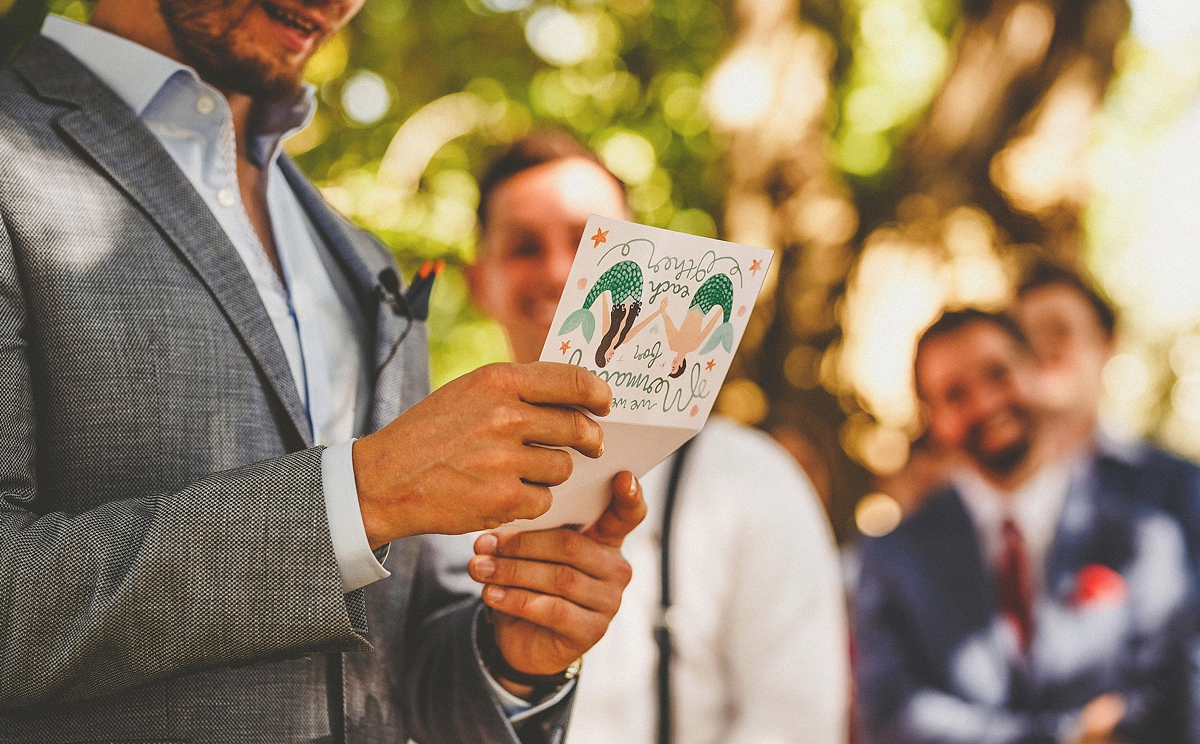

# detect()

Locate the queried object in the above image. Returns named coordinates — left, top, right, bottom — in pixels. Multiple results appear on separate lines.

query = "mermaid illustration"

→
left=660, top=272, right=736, bottom=378
left=559, top=260, right=658, bottom=368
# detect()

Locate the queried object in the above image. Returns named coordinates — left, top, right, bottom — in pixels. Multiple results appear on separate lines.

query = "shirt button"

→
left=216, top=188, right=236, bottom=207
left=196, top=95, right=216, bottom=115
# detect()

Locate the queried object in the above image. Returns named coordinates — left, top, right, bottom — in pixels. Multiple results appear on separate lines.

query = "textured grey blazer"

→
left=0, top=35, right=569, bottom=744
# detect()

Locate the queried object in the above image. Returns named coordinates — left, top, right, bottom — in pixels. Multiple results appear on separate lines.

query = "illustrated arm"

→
left=659, top=308, right=679, bottom=347
left=621, top=304, right=665, bottom=343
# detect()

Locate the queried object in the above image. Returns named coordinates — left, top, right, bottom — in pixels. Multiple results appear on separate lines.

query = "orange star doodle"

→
left=705, top=359, right=716, bottom=371
left=749, top=259, right=763, bottom=276
left=591, top=228, right=609, bottom=249
left=560, top=340, right=571, bottom=354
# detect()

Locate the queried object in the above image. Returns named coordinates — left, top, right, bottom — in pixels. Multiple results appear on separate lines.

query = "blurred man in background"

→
left=1014, top=263, right=1119, bottom=460
left=1016, top=263, right=1200, bottom=740
left=469, top=130, right=850, bottom=744
left=854, top=308, right=1194, bottom=744
left=1015, top=263, right=1200, bottom=584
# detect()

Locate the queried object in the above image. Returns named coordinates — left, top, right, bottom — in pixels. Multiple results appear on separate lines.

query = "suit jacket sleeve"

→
left=1109, top=510, right=1196, bottom=744
left=0, top=219, right=369, bottom=711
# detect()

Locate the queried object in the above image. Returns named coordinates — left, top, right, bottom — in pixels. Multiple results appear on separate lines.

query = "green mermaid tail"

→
left=583, top=261, right=643, bottom=308
left=689, top=273, right=733, bottom=323
left=692, top=274, right=735, bottom=356
left=560, top=260, right=644, bottom=343
left=699, top=322, right=734, bottom=354
left=559, top=308, right=596, bottom=343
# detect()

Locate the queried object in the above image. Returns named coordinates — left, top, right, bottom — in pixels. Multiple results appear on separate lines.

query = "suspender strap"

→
left=656, top=438, right=693, bottom=744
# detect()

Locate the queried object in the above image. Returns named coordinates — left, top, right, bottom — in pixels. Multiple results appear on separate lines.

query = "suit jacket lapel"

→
left=1045, top=457, right=1136, bottom=601
left=13, top=36, right=313, bottom=447
left=1045, top=473, right=1095, bottom=600
left=279, top=158, right=412, bottom=435
left=916, top=491, right=997, bottom=646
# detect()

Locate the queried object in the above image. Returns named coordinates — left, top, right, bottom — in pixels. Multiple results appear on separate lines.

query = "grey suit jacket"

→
left=0, top=36, right=570, bottom=744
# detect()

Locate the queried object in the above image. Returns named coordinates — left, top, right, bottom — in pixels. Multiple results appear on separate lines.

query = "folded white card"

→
left=498, top=215, right=774, bottom=532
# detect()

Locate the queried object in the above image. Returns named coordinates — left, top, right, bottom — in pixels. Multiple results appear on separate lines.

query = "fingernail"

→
left=474, top=556, right=495, bottom=579
left=484, top=585, right=506, bottom=603
left=477, top=533, right=498, bottom=555
left=628, top=476, right=639, bottom=498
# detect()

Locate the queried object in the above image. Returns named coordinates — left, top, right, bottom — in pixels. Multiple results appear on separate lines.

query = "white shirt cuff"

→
left=484, top=662, right=577, bottom=723
left=472, top=606, right=577, bottom=722
left=321, top=439, right=391, bottom=593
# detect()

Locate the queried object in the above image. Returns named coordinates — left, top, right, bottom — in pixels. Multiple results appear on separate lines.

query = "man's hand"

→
left=467, top=471, right=647, bottom=692
left=353, top=362, right=612, bottom=547
left=1075, top=693, right=1127, bottom=744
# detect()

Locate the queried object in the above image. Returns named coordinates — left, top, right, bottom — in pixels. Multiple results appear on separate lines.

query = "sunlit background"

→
left=8, top=0, right=1200, bottom=541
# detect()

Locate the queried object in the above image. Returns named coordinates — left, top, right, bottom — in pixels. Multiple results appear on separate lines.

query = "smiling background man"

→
left=853, top=309, right=1195, bottom=744
left=0, top=2, right=646, bottom=743
left=469, top=131, right=849, bottom=744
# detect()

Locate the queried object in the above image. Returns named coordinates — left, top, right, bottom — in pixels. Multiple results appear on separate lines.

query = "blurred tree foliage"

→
left=8, top=0, right=1188, bottom=540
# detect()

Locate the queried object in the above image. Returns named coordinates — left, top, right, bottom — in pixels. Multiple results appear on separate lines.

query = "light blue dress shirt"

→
left=42, top=16, right=572, bottom=716
left=42, top=15, right=387, bottom=593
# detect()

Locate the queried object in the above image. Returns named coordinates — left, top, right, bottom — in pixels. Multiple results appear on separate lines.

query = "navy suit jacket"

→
left=1111, top=438, right=1200, bottom=594
left=854, top=451, right=1195, bottom=744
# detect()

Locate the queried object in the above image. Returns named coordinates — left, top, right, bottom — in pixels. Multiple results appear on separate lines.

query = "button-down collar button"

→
left=216, top=188, right=236, bottom=207
left=196, top=95, right=216, bottom=115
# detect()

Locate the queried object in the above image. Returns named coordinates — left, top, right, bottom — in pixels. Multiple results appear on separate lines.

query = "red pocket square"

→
left=1070, top=564, right=1127, bottom=608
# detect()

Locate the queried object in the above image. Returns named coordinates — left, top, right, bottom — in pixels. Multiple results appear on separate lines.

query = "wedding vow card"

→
left=500, top=215, right=774, bottom=532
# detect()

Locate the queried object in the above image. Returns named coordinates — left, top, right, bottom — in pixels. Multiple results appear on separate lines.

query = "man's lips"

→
left=261, top=1, right=329, bottom=50
left=262, top=1, right=328, bottom=33
left=970, top=408, right=1027, bottom=449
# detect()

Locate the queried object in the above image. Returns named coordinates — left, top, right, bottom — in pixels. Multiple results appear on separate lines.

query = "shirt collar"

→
left=41, top=14, right=316, bottom=168
left=42, top=15, right=187, bottom=116
left=952, top=455, right=1079, bottom=568
left=1093, top=421, right=1147, bottom=467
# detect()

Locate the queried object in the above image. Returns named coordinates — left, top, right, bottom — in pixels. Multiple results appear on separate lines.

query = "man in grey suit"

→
left=0, top=1, right=646, bottom=743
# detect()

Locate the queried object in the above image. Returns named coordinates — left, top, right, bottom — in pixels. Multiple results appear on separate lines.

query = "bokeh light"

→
left=706, top=52, right=774, bottom=129
left=24, top=0, right=1200, bottom=541
left=855, top=492, right=904, bottom=537
left=341, top=69, right=392, bottom=125
left=598, top=130, right=656, bottom=185
left=525, top=7, right=594, bottom=67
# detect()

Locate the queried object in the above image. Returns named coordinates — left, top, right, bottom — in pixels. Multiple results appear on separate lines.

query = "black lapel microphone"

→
left=375, top=267, right=412, bottom=320
left=374, top=267, right=413, bottom=378
left=373, top=261, right=443, bottom=378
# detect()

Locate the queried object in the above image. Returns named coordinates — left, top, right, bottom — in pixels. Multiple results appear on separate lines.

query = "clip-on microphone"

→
left=374, top=260, right=444, bottom=377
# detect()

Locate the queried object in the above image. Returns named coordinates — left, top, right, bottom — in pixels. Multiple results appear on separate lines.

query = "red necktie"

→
left=996, top=518, right=1034, bottom=655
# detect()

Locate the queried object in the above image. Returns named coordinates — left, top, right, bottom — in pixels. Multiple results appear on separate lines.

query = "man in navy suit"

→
left=1014, top=262, right=1200, bottom=599
left=854, top=309, right=1195, bottom=744
left=1015, top=263, right=1200, bottom=742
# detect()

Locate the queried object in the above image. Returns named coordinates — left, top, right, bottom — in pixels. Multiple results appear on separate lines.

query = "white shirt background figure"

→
left=567, top=416, right=850, bottom=744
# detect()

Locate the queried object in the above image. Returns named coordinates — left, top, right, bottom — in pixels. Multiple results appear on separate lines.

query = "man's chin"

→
left=197, top=57, right=305, bottom=101
left=973, top=439, right=1030, bottom=478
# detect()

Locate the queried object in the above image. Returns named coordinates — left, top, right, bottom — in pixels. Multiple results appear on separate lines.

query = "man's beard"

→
left=964, top=407, right=1033, bottom=478
left=159, top=1, right=304, bottom=101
